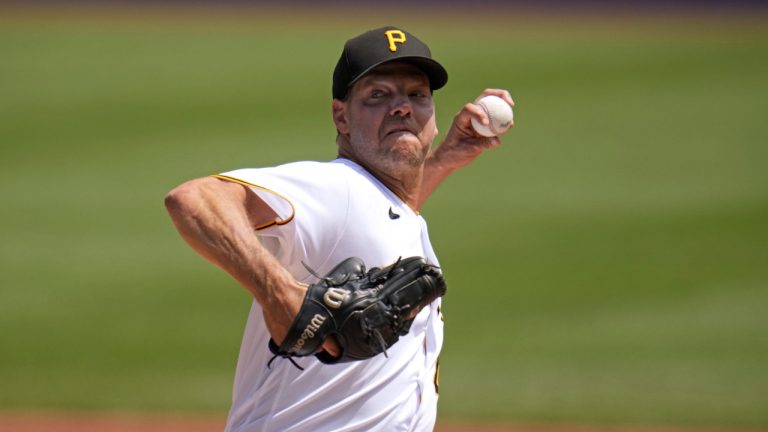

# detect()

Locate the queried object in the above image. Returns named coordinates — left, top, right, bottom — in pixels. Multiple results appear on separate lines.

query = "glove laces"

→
left=267, top=354, right=305, bottom=371
left=301, top=260, right=354, bottom=287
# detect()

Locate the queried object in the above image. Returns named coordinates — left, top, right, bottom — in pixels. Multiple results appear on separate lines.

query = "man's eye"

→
left=370, top=91, right=385, bottom=98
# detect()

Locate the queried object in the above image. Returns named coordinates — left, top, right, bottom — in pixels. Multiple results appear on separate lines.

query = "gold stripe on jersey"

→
left=210, top=174, right=296, bottom=231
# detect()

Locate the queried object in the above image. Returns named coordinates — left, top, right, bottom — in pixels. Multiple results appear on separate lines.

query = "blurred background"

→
left=1, top=1, right=766, bottom=429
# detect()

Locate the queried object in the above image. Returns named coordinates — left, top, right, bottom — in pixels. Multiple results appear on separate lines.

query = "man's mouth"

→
left=385, top=126, right=417, bottom=137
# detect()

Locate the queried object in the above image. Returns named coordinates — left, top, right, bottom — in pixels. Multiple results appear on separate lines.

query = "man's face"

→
left=334, top=62, right=438, bottom=172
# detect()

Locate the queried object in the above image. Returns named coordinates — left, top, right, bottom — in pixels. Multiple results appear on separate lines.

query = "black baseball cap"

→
left=332, top=26, right=448, bottom=100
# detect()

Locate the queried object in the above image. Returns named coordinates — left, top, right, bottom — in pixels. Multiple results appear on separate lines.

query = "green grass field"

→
left=1, top=6, right=767, bottom=428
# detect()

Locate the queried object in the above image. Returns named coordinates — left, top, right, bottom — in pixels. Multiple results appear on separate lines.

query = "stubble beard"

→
left=371, top=138, right=429, bottom=176
left=381, top=143, right=427, bottom=168
left=350, top=129, right=429, bottom=174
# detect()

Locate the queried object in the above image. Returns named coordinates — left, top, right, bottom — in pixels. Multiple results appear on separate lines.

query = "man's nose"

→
left=389, top=95, right=412, bottom=117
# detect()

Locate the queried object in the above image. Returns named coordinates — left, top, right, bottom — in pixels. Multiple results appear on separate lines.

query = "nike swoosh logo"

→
left=388, top=207, right=400, bottom=220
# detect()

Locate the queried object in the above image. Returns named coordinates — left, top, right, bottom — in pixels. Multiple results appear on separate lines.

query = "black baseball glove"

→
left=268, top=256, right=447, bottom=366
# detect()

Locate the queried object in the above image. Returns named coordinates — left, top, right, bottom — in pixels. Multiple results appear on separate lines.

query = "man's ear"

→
left=332, top=99, right=350, bottom=135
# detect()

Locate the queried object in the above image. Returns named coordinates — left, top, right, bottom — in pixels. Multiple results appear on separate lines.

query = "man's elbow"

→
left=164, top=180, right=204, bottom=218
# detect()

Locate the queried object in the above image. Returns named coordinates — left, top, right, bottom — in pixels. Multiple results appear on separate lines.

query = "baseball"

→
left=471, top=95, right=514, bottom=137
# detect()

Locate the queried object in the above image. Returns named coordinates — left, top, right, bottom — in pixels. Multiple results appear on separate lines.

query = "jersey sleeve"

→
left=213, top=170, right=296, bottom=231
left=213, top=162, right=351, bottom=279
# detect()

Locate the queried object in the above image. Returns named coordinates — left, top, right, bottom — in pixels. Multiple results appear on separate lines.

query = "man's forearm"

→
left=165, top=179, right=275, bottom=295
left=164, top=178, right=304, bottom=341
left=418, top=151, right=457, bottom=210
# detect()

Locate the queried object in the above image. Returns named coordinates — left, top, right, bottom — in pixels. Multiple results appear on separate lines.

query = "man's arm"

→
left=418, top=89, right=514, bottom=209
left=164, top=177, right=308, bottom=348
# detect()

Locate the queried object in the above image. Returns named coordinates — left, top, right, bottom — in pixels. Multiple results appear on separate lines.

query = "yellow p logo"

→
left=384, top=30, right=407, bottom=52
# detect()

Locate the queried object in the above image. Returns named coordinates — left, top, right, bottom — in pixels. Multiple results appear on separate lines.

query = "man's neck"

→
left=338, top=155, right=424, bottom=211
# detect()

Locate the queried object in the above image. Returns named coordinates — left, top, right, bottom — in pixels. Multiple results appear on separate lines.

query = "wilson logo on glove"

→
left=323, top=288, right=350, bottom=308
left=290, top=314, right=327, bottom=353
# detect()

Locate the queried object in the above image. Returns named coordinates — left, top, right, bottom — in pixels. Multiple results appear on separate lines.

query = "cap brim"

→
left=346, top=56, right=448, bottom=96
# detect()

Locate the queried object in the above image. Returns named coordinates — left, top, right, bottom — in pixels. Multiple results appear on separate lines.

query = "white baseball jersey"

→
left=214, top=158, right=443, bottom=432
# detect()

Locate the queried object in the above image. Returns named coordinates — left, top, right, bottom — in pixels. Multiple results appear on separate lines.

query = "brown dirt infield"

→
left=1, top=412, right=765, bottom=432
